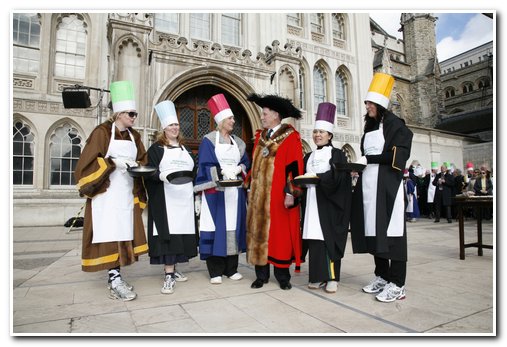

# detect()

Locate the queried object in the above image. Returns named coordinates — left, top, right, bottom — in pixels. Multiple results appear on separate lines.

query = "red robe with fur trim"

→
left=246, top=124, right=303, bottom=268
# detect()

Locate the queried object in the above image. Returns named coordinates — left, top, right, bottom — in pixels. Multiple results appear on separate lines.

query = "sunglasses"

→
left=125, top=111, right=138, bottom=118
left=481, top=172, right=486, bottom=174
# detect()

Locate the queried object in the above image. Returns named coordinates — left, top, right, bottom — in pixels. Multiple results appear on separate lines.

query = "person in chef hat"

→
left=300, top=102, right=351, bottom=294
left=74, top=80, right=148, bottom=301
left=350, top=72, right=413, bottom=303
left=144, top=100, right=198, bottom=295
left=194, top=93, right=250, bottom=285
left=425, top=161, right=439, bottom=219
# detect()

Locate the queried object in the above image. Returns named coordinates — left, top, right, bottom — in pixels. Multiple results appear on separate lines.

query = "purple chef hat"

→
left=314, top=102, right=336, bottom=133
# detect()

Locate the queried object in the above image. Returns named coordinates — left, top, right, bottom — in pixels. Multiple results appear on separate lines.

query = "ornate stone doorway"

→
left=173, top=85, right=254, bottom=156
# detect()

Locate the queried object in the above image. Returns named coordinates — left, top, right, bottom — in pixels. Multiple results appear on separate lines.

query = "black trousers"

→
left=308, top=240, right=341, bottom=283
left=434, top=197, right=452, bottom=221
left=205, top=255, right=239, bottom=278
left=374, top=256, right=406, bottom=287
left=255, top=264, right=290, bottom=283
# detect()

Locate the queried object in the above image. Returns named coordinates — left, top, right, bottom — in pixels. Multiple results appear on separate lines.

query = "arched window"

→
left=462, top=83, right=473, bottom=94
left=13, top=13, right=40, bottom=74
left=332, top=13, right=345, bottom=40
left=298, top=66, right=306, bottom=109
left=335, top=70, right=348, bottom=117
left=313, top=64, right=327, bottom=113
left=444, top=87, right=455, bottom=99
left=13, top=120, right=35, bottom=185
left=310, top=13, right=324, bottom=34
left=221, top=13, right=240, bottom=46
left=190, top=13, right=211, bottom=40
left=478, top=78, right=490, bottom=89
left=154, top=13, right=179, bottom=34
left=341, top=144, right=355, bottom=163
left=54, top=14, right=87, bottom=79
left=49, top=123, right=82, bottom=186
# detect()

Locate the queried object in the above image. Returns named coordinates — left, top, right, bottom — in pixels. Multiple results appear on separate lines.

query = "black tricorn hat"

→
left=247, top=93, right=302, bottom=120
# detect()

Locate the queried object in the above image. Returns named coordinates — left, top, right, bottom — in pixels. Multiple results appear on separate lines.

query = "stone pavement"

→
left=11, top=218, right=495, bottom=335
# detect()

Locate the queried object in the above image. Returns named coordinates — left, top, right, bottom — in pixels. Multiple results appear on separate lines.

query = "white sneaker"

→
left=174, top=271, right=188, bottom=282
left=362, top=276, right=388, bottom=294
left=228, top=273, right=243, bottom=280
left=325, top=280, right=338, bottom=293
left=210, top=276, right=222, bottom=284
left=109, top=281, right=137, bottom=301
left=376, top=282, right=406, bottom=302
left=308, top=282, right=325, bottom=289
left=107, top=278, right=133, bottom=291
left=161, top=275, right=176, bottom=294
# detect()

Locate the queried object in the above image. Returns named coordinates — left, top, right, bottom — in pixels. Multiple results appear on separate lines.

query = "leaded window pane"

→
left=13, top=13, right=40, bottom=73
left=197, top=109, right=211, bottom=139
left=54, top=14, right=87, bottom=79
left=155, top=13, right=179, bottom=34
left=49, top=123, right=82, bottom=186
left=13, top=120, right=35, bottom=185
left=179, top=108, right=194, bottom=138
left=190, top=13, right=211, bottom=40
left=335, top=72, right=347, bottom=116
left=221, top=13, right=240, bottom=46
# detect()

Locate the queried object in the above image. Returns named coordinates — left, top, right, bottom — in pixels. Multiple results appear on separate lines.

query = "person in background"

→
left=425, top=162, right=438, bottom=219
left=432, top=163, right=455, bottom=223
left=194, top=94, right=250, bottom=284
left=413, top=162, right=428, bottom=217
left=454, top=169, right=466, bottom=195
left=145, top=100, right=198, bottom=295
left=350, top=73, right=413, bottom=303
left=300, top=102, right=352, bottom=294
left=463, top=162, right=475, bottom=191
left=474, top=167, right=493, bottom=220
left=404, top=169, right=420, bottom=222
left=74, top=80, right=148, bottom=301
left=246, top=93, right=304, bottom=291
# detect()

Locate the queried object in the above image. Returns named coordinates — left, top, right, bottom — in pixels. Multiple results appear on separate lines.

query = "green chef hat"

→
left=443, top=161, right=451, bottom=169
left=110, top=81, right=136, bottom=113
left=431, top=161, right=438, bottom=169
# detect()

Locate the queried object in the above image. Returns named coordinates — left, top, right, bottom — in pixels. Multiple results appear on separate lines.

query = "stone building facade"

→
left=12, top=12, right=488, bottom=226
left=437, top=41, right=494, bottom=171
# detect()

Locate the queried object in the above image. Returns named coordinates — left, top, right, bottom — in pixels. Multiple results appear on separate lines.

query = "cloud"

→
left=436, top=14, right=493, bottom=61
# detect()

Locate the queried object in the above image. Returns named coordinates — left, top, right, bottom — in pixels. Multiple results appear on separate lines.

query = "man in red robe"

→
left=246, top=94, right=304, bottom=290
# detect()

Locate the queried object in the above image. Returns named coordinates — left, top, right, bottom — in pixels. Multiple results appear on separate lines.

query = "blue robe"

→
left=406, top=178, right=420, bottom=219
left=194, top=134, right=250, bottom=260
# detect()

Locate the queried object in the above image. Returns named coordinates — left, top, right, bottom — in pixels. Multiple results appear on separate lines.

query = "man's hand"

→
left=284, top=194, right=294, bottom=208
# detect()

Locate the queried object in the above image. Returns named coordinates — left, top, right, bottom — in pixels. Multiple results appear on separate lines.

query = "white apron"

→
left=302, top=146, right=332, bottom=240
left=199, top=132, right=241, bottom=232
left=153, top=145, right=195, bottom=236
left=362, top=124, right=404, bottom=237
left=405, top=181, right=413, bottom=213
left=91, top=123, right=137, bottom=243
left=427, top=173, right=436, bottom=203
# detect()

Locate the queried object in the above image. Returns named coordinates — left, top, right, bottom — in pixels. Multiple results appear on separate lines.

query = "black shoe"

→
left=447, top=219, right=452, bottom=223
left=279, top=281, right=292, bottom=290
left=251, top=278, right=268, bottom=289
left=434, top=219, right=440, bottom=223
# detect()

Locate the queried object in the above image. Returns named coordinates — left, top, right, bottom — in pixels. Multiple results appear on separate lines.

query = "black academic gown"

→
left=350, top=111, right=413, bottom=261
left=144, top=143, right=198, bottom=259
left=301, top=146, right=352, bottom=262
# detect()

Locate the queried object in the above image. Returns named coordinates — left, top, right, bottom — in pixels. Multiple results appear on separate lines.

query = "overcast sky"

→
left=369, top=12, right=494, bottom=61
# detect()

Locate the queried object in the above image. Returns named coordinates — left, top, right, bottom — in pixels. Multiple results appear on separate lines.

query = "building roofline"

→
left=439, top=40, right=493, bottom=64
